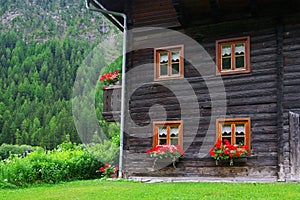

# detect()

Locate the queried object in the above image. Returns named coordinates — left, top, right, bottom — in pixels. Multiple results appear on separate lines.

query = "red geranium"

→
left=97, top=163, right=118, bottom=178
left=99, top=70, right=121, bottom=86
left=210, top=139, right=248, bottom=165
left=146, top=145, right=184, bottom=159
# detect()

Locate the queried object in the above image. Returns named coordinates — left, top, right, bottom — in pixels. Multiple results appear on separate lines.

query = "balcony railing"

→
left=102, top=84, right=121, bottom=122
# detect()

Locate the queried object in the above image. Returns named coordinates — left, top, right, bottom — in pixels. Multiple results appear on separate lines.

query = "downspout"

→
left=86, top=0, right=127, bottom=179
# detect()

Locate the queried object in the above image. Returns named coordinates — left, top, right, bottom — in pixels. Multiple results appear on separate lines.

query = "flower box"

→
left=146, top=145, right=184, bottom=170
left=210, top=140, right=248, bottom=166
left=100, top=70, right=121, bottom=87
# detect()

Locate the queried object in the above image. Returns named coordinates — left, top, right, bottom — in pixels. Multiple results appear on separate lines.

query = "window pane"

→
left=171, top=138, right=178, bottom=145
left=235, top=44, right=245, bottom=55
left=160, top=64, right=168, bottom=76
left=222, top=45, right=231, bottom=57
left=158, top=126, right=167, bottom=145
left=235, top=44, right=245, bottom=69
left=170, top=126, right=179, bottom=137
left=160, top=52, right=168, bottom=64
left=222, top=45, right=232, bottom=70
left=222, top=124, right=231, bottom=136
left=235, top=56, right=245, bottom=68
left=171, top=51, right=180, bottom=62
left=159, top=139, right=167, bottom=145
left=158, top=126, right=167, bottom=137
left=235, top=124, right=245, bottom=135
left=236, top=137, right=244, bottom=145
left=171, top=63, right=179, bottom=75
left=222, top=58, right=231, bottom=70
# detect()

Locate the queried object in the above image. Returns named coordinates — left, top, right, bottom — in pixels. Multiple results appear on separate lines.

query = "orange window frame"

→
left=154, top=45, right=184, bottom=81
left=216, top=37, right=250, bottom=75
left=153, top=121, right=183, bottom=148
left=216, top=118, right=251, bottom=154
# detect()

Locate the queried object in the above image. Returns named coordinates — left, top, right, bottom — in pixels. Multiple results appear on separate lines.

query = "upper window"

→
left=216, top=118, right=251, bottom=153
left=153, top=121, right=183, bottom=147
left=154, top=45, right=184, bottom=81
left=216, top=37, right=250, bottom=75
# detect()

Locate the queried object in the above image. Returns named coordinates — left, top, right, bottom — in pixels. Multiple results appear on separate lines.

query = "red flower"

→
left=113, top=167, right=118, bottom=173
left=100, top=167, right=105, bottom=172
left=99, top=70, right=121, bottom=86
left=146, top=145, right=184, bottom=159
left=146, top=149, right=152, bottom=154
left=104, top=163, right=110, bottom=168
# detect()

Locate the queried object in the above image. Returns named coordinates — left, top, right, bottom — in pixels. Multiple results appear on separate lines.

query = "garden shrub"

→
left=0, top=142, right=103, bottom=187
left=84, top=140, right=119, bottom=165
left=0, top=143, right=41, bottom=160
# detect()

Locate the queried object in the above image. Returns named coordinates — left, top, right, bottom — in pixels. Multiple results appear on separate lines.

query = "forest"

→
left=0, top=0, right=120, bottom=149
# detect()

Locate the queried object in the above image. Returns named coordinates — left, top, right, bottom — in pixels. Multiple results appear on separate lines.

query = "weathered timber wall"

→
left=122, top=1, right=300, bottom=179
left=131, top=0, right=180, bottom=28
left=281, top=18, right=300, bottom=181
left=123, top=16, right=283, bottom=180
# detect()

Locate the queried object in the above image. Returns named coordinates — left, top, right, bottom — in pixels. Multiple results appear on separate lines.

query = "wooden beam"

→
left=209, top=0, right=220, bottom=21
left=171, top=0, right=186, bottom=27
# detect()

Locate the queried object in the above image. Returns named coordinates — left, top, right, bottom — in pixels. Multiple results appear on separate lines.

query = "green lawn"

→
left=0, top=179, right=299, bottom=200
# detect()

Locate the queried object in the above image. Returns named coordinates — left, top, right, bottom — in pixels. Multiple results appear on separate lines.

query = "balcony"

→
left=102, top=84, right=121, bottom=122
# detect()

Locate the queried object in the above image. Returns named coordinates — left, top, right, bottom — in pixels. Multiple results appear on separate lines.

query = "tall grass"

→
left=0, top=179, right=299, bottom=200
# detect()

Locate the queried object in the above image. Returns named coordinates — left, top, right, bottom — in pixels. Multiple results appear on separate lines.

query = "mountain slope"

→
left=0, top=0, right=119, bottom=148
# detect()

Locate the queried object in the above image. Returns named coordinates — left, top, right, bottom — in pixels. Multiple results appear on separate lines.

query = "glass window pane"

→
left=160, top=64, right=168, bottom=76
left=235, top=56, right=245, bottom=68
left=235, top=44, right=245, bottom=55
left=235, top=124, right=245, bottom=135
left=171, top=51, right=180, bottom=62
left=235, top=137, right=244, bottom=145
left=222, top=58, right=231, bottom=70
left=171, top=138, right=178, bottom=145
left=171, top=63, right=179, bottom=75
left=160, top=52, right=168, bottom=64
left=170, top=126, right=179, bottom=137
left=222, top=45, right=231, bottom=57
left=222, top=45, right=232, bottom=70
left=158, top=126, right=167, bottom=137
left=159, top=139, right=167, bottom=145
left=222, top=124, right=231, bottom=136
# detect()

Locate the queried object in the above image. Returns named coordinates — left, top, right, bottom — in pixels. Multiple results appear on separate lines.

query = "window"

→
left=216, top=37, right=250, bottom=75
left=153, top=121, right=183, bottom=147
left=154, top=45, right=184, bottom=80
left=216, top=118, right=251, bottom=153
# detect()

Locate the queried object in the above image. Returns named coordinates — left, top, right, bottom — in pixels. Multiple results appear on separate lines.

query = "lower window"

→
left=153, top=121, right=183, bottom=147
left=216, top=118, right=251, bottom=152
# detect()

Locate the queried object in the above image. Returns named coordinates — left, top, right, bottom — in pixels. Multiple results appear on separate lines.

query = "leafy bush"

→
left=0, top=143, right=41, bottom=160
left=0, top=142, right=103, bottom=187
left=85, top=140, right=119, bottom=165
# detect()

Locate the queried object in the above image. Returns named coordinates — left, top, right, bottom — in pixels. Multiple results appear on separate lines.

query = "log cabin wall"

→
left=111, top=0, right=300, bottom=181
left=281, top=17, right=300, bottom=181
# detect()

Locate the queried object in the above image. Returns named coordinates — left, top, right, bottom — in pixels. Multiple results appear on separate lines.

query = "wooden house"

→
left=88, top=0, right=300, bottom=182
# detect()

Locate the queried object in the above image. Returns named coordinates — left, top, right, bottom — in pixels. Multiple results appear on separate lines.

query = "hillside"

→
left=0, top=0, right=120, bottom=149
left=0, top=0, right=112, bottom=43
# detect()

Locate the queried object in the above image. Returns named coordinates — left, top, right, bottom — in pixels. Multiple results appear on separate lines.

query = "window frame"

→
left=153, top=120, right=183, bottom=148
left=216, top=36, right=250, bottom=75
left=154, top=45, right=184, bottom=81
left=216, top=118, right=251, bottom=154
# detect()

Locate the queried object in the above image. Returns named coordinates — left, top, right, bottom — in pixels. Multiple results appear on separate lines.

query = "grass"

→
left=0, top=179, right=300, bottom=200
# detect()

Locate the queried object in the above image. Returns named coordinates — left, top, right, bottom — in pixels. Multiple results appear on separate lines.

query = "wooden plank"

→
left=289, top=111, right=300, bottom=181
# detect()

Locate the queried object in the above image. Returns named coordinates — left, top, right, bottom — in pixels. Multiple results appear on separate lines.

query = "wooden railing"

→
left=102, top=85, right=121, bottom=122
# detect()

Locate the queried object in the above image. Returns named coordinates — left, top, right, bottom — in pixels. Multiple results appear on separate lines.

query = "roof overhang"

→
left=86, top=0, right=126, bottom=30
